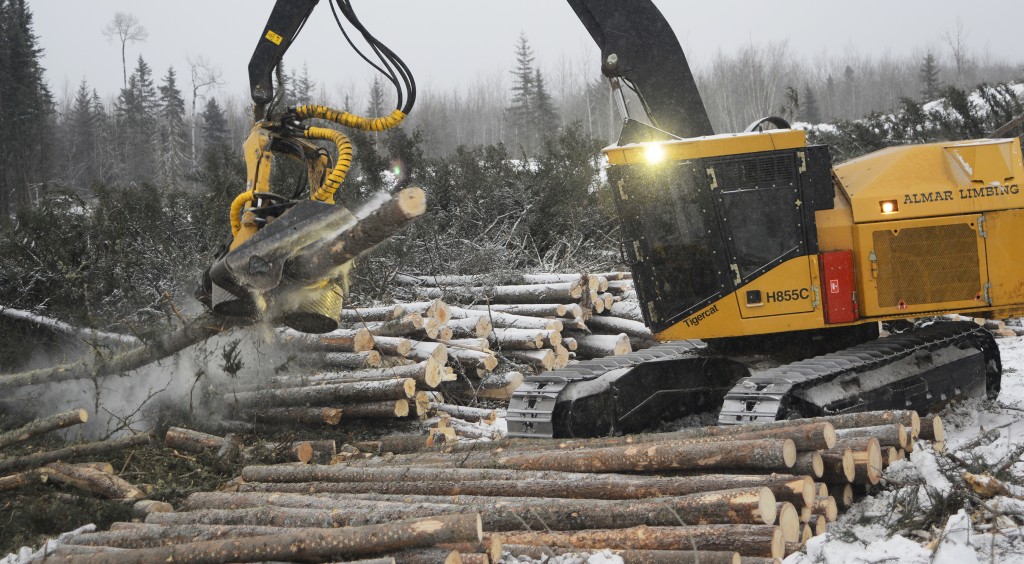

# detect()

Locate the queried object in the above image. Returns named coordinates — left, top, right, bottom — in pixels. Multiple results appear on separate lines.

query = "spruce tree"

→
left=508, top=33, right=536, bottom=153
left=0, top=0, right=54, bottom=216
left=802, top=85, right=821, bottom=124
left=69, top=80, right=101, bottom=190
left=156, top=67, right=188, bottom=187
left=115, top=56, right=158, bottom=184
left=366, top=75, right=387, bottom=150
left=200, top=97, right=228, bottom=150
left=532, top=68, right=559, bottom=137
left=919, top=52, right=941, bottom=102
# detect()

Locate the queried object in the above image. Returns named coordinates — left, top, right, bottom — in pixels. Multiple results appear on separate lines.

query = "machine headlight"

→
left=643, top=142, right=667, bottom=164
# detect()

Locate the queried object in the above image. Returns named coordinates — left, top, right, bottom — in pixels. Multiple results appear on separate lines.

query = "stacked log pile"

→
left=54, top=409, right=946, bottom=563
left=0, top=408, right=165, bottom=514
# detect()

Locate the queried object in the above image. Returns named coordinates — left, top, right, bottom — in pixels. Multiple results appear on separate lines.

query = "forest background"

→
left=1, top=0, right=1023, bottom=366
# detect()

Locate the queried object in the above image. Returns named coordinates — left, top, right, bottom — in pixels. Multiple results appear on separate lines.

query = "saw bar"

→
left=719, top=321, right=1001, bottom=425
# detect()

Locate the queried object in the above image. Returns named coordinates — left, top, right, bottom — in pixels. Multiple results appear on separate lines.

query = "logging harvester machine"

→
left=198, top=0, right=1023, bottom=438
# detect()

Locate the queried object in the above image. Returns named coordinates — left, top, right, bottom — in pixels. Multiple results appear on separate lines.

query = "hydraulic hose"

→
left=303, top=126, right=353, bottom=204
left=229, top=191, right=255, bottom=236
left=294, top=105, right=405, bottom=132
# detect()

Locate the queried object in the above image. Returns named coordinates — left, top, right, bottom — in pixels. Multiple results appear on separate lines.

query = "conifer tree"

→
left=69, top=80, right=101, bottom=190
left=200, top=97, right=228, bottom=150
left=532, top=68, right=559, bottom=137
left=115, top=56, right=158, bottom=184
left=802, top=84, right=821, bottom=124
left=156, top=67, right=189, bottom=187
left=919, top=52, right=941, bottom=101
left=0, top=0, right=54, bottom=216
left=508, top=33, right=536, bottom=153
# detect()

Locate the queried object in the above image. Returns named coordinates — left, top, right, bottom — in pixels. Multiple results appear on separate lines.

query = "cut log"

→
left=286, top=187, right=428, bottom=283
left=501, top=349, right=554, bottom=371
left=468, top=303, right=579, bottom=319
left=521, top=274, right=589, bottom=286
left=365, top=313, right=427, bottom=338
left=43, top=461, right=144, bottom=499
left=835, top=424, right=907, bottom=449
left=847, top=439, right=883, bottom=485
left=818, top=447, right=855, bottom=483
left=494, top=525, right=784, bottom=558
left=340, top=304, right=405, bottom=323
left=178, top=487, right=777, bottom=528
left=397, top=438, right=797, bottom=473
left=552, top=344, right=570, bottom=369
left=445, top=338, right=490, bottom=351
left=388, top=548, right=461, bottom=564
left=164, top=427, right=230, bottom=453
left=827, top=483, right=854, bottom=510
left=431, top=404, right=497, bottom=424
left=73, top=462, right=114, bottom=474
left=489, top=328, right=544, bottom=350
left=503, top=545, right=739, bottom=564
left=448, top=348, right=498, bottom=372
left=449, top=307, right=561, bottom=331
left=225, top=378, right=416, bottom=408
left=370, top=336, right=413, bottom=357
left=572, top=333, right=631, bottom=358
left=776, top=502, right=800, bottom=543
left=407, top=341, right=448, bottom=365
left=401, top=300, right=452, bottom=324
left=446, top=316, right=493, bottom=339
left=132, top=499, right=173, bottom=517
left=791, top=452, right=824, bottom=479
left=561, top=337, right=577, bottom=351
left=586, top=316, right=652, bottom=341
left=450, top=420, right=500, bottom=441
left=340, top=400, right=409, bottom=419
left=312, top=328, right=375, bottom=352
left=314, top=351, right=382, bottom=370
left=77, top=512, right=480, bottom=564
left=0, top=433, right=151, bottom=475
left=812, top=495, right=838, bottom=522
left=0, top=469, right=47, bottom=492
left=239, top=467, right=813, bottom=506
left=421, top=282, right=584, bottom=304
left=882, top=446, right=900, bottom=467
left=300, top=360, right=442, bottom=388
left=248, top=407, right=343, bottom=426
left=0, top=408, right=90, bottom=450
left=608, top=301, right=643, bottom=322
left=918, top=415, right=944, bottom=441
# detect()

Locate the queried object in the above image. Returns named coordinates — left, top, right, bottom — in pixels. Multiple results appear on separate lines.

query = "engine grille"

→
left=873, top=223, right=981, bottom=307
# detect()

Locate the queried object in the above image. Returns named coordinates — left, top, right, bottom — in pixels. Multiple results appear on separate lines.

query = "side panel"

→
left=855, top=215, right=989, bottom=317
left=981, top=209, right=1024, bottom=308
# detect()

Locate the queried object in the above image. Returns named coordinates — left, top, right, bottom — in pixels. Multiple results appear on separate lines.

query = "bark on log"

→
left=818, top=447, right=855, bottom=483
left=791, top=452, right=824, bottom=479
left=297, top=360, right=442, bottom=389
left=493, top=525, right=784, bottom=558
left=340, top=400, right=409, bottom=418
left=0, top=432, right=151, bottom=474
left=585, top=316, right=653, bottom=340
left=445, top=316, right=493, bottom=339
left=407, top=342, right=448, bottom=364
left=521, top=274, right=589, bottom=287
left=226, top=378, right=416, bottom=408
left=0, top=306, right=142, bottom=348
left=489, top=328, right=544, bottom=350
left=239, top=467, right=813, bottom=506
left=449, top=307, right=561, bottom=331
left=370, top=336, right=413, bottom=357
left=598, top=271, right=632, bottom=281
left=65, top=523, right=298, bottom=548
left=315, top=351, right=383, bottom=370
left=286, top=187, right=428, bottom=283
left=68, top=512, right=480, bottom=564
left=835, top=424, right=907, bottom=449
left=340, top=304, right=405, bottom=323
left=431, top=404, right=497, bottom=424
left=387, top=548, right=461, bottom=564
left=365, top=314, right=439, bottom=340
left=501, top=349, right=554, bottom=371
left=0, top=469, right=47, bottom=491
left=505, top=545, right=739, bottom=564
left=401, top=300, right=452, bottom=324
left=608, top=301, right=643, bottom=322
left=420, top=282, right=584, bottom=304
left=812, top=495, right=838, bottom=522
left=248, top=407, right=343, bottom=426
left=473, top=372, right=523, bottom=400
left=450, top=420, right=500, bottom=441
left=165, top=427, right=230, bottom=453
left=382, top=438, right=797, bottom=473
left=0, top=313, right=233, bottom=390
left=571, top=333, right=631, bottom=358
left=828, top=483, right=854, bottom=510
left=0, top=408, right=90, bottom=450
left=918, top=415, right=944, bottom=441
left=448, top=348, right=498, bottom=372
left=176, top=487, right=777, bottom=528
left=562, top=337, right=577, bottom=351
left=43, top=461, right=144, bottom=499
left=468, top=304, right=578, bottom=319
left=310, top=329, right=375, bottom=352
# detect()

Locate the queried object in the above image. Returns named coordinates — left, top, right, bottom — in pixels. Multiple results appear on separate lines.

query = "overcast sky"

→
left=32, top=0, right=1024, bottom=104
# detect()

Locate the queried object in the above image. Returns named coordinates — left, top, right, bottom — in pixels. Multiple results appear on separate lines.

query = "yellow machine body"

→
left=605, top=131, right=1024, bottom=341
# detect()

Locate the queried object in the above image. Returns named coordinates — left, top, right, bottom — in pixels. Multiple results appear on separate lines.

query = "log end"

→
left=841, top=448, right=855, bottom=483
left=932, top=416, right=945, bottom=442
left=802, top=523, right=813, bottom=544
left=76, top=408, right=90, bottom=424
left=760, top=487, right=777, bottom=526
left=323, top=408, right=343, bottom=425
left=778, top=501, right=800, bottom=542
left=783, top=439, right=797, bottom=468
left=771, top=526, right=785, bottom=559
left=293, top=442, right=314, bottom=464
left=911, top=410, right=922, bottom=437
left=815, top=515, right=828, bottom=536
left=403, top=378, right=417, bottom=399
left=822, top=422, right=836, bottom=449
left=394, top=399, right=410, bottom=418
left=800, top=476, right=815, bottom=507
left=397, top=187, right=428, bottom=218
left=824, top=496, right=838, bottom=522
left=866, top=437, right=882, bottom=485
left=811, top=451, right=824, bottom=479
left=488, top=533, right=503, bottom=563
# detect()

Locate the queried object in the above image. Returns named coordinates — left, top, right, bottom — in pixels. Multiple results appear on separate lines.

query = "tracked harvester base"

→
left=508, top=321, right=1001, bottom=439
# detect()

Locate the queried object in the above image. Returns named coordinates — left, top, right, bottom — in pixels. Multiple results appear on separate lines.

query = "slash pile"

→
left=41, top=409, right=945, bottom=563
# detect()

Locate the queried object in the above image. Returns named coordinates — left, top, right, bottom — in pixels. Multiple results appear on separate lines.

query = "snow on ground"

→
left=786, top=335, right=1024, bottom=564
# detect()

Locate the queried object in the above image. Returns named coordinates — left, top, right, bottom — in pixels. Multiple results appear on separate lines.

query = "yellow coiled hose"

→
left=304, top=126, right=353, bottom=204
left=294, top=105, right=406, bottom=132
left=229, top=191, right=255, bottom=236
